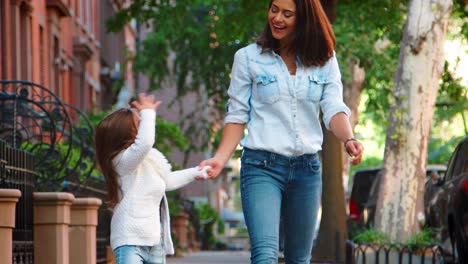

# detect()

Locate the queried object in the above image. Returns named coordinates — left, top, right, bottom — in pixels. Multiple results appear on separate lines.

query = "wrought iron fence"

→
left=345, top=240, right=448, bottom=264
left=0, top=139, right=35, bottom=263
left=0, top=80, right=109, bottom=263
left=0, top=80, right=95, bottom=191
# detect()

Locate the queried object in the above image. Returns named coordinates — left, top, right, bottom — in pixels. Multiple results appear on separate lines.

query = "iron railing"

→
left=0, top=80, right=109, bottom=263
left=345, top=240, right=448, bottom=264
left=0, top=80, right=95, bottom=191
left=0, top=139, right=35, bottom=264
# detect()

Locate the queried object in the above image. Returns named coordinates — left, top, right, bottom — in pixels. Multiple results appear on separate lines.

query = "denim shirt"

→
left=225, top=43, right=351, bottom=157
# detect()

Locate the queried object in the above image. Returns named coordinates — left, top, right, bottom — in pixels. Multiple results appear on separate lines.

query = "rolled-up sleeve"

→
left=224, top=49, right=252, bottom=124
left=320, top=54, right=351, bottom=130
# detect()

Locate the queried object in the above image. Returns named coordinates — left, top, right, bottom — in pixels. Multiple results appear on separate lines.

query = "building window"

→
left=87, top=0, right=92, bottom=33
left=0, top=1, right=4, bottom=78
left=19, top=3, right=31, bottom=80
left=80, top=0, right=84, bottom=23
left=52, top=36, right=60, bottom=94
left=39, top=26, right=44, bottom=85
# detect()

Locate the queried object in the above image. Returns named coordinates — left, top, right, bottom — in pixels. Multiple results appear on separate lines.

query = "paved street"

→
left=167, top=251, right=251, bottom=264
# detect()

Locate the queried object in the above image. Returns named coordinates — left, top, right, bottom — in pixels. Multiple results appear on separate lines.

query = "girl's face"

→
left=268, top=0, right=296, bottom=46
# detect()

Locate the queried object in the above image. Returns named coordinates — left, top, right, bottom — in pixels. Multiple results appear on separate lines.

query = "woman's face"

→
left=268, top=0, right=296, bottom=45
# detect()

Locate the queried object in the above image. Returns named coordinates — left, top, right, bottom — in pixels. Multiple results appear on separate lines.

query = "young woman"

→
left=200, top=0, right=364, bottom=263
left=95, top=93, right=209, bottom=264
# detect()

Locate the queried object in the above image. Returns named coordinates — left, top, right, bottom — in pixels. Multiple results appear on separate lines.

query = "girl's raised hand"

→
left=131, top=93, right=161, bottom=111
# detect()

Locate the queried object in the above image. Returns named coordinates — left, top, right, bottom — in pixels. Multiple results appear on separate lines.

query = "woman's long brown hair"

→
left=257, top=0, right=336, bottom=67
left=95, top=108, right=138, bottom=208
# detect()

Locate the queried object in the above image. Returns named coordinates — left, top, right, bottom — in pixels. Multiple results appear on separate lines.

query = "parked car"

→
left=348, top=164, right=447, bottom=227
left=425, top=137, right=468, bottom=263
left=348, top=167, right=380, bottom=225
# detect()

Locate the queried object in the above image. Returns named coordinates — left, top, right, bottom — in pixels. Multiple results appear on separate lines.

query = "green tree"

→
left=88, top=110, right=189, bottom=168
left=374, top=0, right=453, bottom=242
left=107, top=0, right=267, bottom=154
left=105, top=0, right=468, bottom=247
left=106, top=0, right=466, bottom=159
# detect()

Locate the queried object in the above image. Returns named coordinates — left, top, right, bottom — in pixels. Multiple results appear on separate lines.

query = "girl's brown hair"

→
left=257, top=0, right=336, bottom=67
left=95, top=108, right=138, bottom=208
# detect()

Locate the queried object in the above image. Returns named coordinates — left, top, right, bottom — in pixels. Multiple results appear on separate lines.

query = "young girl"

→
left=95, top=93, right=209, bottom=264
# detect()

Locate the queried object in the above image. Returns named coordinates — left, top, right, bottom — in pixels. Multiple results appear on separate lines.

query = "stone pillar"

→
left=69, top=197, right=102, bottom=264
left=172, top=213, right=189, bottom=249
left=0, top=189, right=22, bottom=264
left=34, top=192, right=75, bottom=264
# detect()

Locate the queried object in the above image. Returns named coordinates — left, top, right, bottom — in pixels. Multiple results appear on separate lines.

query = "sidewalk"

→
left=167, top=251, right=340, bottom=264
left=167, top=251, right=250, bottom=264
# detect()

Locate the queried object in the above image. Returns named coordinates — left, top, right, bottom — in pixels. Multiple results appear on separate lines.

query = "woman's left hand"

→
left=345, top=139, right=364, bottom=165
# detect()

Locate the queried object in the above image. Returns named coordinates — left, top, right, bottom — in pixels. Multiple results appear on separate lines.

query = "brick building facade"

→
left=0, top=0, right=136, bottom=112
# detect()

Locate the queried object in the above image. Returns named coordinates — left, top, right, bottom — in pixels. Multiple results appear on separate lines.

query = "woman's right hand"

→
left=131, top=93, right=161, bottom=111
left=199, top=156, right=226, bottom=179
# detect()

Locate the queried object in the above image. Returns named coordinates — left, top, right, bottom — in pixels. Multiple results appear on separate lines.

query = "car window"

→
left=446, top=140, right=468, bottom=181
left=427, top=170, right=441, bottom=183
left=351, top=169, right=380, bottom=205
left=452, top=141, right=468, bottom=177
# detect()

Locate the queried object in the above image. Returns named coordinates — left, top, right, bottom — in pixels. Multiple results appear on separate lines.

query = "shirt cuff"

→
left=323, top=106, right=351, bottom=130
left=140, top=109, right=157, bottom=119
left=224, top=113, right=249, bottom=125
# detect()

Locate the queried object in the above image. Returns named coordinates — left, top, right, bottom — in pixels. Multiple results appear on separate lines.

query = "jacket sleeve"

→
left=163, top=167, right=200, bottom=191
left=114, top=109, right=156, bottom=175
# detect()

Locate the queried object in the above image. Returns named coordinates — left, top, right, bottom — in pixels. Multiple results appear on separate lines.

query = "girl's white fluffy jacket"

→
left=110, top=109, right=199, bottom=254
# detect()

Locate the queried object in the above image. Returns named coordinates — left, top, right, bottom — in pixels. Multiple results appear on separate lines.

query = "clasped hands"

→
left=194, top=165, right=212, bottom=180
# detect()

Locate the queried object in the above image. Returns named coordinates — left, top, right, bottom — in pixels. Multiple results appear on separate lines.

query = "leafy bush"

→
left=353, top=228, right=391, bottom=244
left=406, top=228, right=440, bottom=247
left=195, top=203, right=225, bottom=250
left=353, top=227, right=440, bottom=249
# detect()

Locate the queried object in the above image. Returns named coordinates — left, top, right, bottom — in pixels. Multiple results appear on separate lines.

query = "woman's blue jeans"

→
left=113, top=244, right=166, bottom=264
left=241, top=148, right=322, bottom=264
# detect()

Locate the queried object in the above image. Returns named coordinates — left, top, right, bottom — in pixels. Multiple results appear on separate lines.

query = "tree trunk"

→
left=312, top=127, right=347, bottom=263
left=374, top=0, right=452, bottom=242
left=312, top=1, right=363, bottom=262
left=342, top=62, right=365, bottom=194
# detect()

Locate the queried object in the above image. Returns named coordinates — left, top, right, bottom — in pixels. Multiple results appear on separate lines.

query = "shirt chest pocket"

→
left=255, top=74, right=280, bottom=104
left=307, top=75, right=326, bottom=102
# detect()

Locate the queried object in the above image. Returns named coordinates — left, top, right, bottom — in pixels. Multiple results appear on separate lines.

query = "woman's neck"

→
left=279, top=36, right=294, bottom=52
left=280, top=51, right=297, bottom=75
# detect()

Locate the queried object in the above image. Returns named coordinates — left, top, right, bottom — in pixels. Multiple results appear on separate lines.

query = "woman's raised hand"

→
left=131, top=93, right=161, bottom=111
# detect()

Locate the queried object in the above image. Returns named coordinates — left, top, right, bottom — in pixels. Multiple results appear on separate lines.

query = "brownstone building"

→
left=0, top=0, right=137, bottom=112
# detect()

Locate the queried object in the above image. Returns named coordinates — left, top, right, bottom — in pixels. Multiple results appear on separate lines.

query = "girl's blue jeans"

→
left=241, top=148, right=322, bottom=264
left=113, top=243, right=166, bottom=264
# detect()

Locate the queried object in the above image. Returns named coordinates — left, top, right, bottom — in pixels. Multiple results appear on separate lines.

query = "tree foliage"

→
left=334, top=0, right=407, bottom=123
left=88, top=110, right=189, bottom=168
left=106, top=0, right=467, bottom=161
left=107, top=0, right=267, bottom=110
left=106, top=0, right=267, bottom=154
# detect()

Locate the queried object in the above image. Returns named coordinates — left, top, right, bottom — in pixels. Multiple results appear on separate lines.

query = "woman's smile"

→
left=268, top=0, right=296, bottom=44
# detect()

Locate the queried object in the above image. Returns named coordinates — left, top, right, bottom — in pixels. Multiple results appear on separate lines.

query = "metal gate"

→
left=0, top=80, right=106, bottom=263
